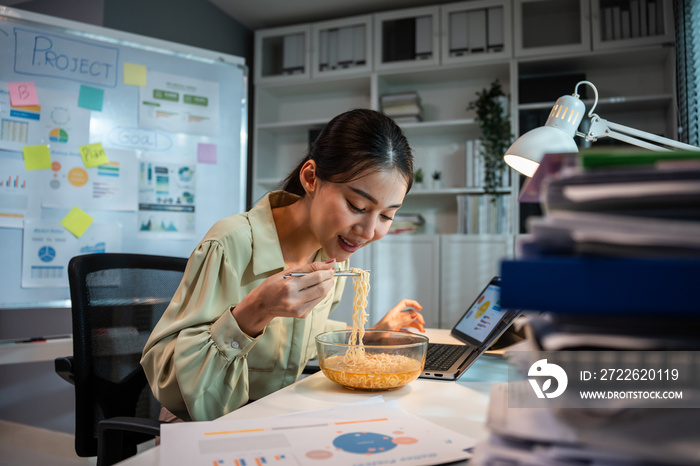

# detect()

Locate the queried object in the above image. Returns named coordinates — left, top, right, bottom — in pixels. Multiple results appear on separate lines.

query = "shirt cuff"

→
left=210, top=306, right=262, bottom=359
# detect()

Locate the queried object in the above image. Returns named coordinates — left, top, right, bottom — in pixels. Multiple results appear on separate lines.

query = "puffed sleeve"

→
left=141, top=239, right=259, bottom=421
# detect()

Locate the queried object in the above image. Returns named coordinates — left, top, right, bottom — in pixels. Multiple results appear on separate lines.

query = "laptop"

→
left=420, top=276, right=520, bottom=380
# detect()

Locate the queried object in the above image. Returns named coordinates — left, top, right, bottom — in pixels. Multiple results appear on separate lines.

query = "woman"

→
left=141, top=109, right=425, bottom=422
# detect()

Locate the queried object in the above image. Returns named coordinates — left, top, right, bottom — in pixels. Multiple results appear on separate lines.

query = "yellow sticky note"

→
left=61, top=207, right=93, bottom=238
left=123, top=63, right=147, bottom=87
left=22, top=145, right=51, bottom=170
left=79, top=142, right=110, bottom=168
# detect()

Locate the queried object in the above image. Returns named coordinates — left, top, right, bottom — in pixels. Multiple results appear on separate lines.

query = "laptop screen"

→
left=452, top=281, right=507, bottom=344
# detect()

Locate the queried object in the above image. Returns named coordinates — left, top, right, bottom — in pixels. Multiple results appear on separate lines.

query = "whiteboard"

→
left=0, top=7, right=247, bottom=308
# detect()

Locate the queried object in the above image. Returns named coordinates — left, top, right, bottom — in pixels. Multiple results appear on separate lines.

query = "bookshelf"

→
left=252, top=0, right=677, bottom=328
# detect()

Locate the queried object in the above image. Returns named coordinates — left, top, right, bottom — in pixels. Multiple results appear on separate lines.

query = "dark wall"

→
left=103, top=0, right=251, bottom=58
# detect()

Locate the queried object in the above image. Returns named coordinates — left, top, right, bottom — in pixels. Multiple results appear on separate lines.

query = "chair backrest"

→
left=68, top=253, right=187, bottom=457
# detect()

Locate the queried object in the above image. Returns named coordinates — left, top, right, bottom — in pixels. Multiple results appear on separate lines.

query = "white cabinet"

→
left=514, top=0, right=591, bottom=57
left=374, top=6, right=441, bottom=71
left=369, top=235, right=441, bottom=328
left=440, top=0, right=513, bottom=65
left=440, top=235, right=513, bottom=328
left=312, top=15, right=373, bottom=78
left=255, top=24, right=311, bottom=83
left=591, top=0, right=674, bottom=51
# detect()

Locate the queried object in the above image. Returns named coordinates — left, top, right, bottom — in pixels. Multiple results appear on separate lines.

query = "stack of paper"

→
left=472, top=382, right=700, bottom=465
left=160, top=397, right=474, bottom=466
left=488, top=149, right=700, bottom=464
left=519, top=149, right=700, bottom=258
left=380, top=91, right=422, bottom=123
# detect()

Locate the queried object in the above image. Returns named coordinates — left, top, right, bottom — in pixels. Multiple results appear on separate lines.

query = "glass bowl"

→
left=315, top=330, right=428, bottom=391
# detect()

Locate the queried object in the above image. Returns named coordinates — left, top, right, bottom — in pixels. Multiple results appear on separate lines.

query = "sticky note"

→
left=22, top=145, right=51, bottom=170
left=197, top=143, right=217, bottom=164
left=79, top=142, right=110, bottom=168
left=61, top=206, right=93, bottom=238
left=8, top=81, right=39, bottom=106
left=123, top=63, right=147, bottom=87
left=78, top=85, right=104, bottom=111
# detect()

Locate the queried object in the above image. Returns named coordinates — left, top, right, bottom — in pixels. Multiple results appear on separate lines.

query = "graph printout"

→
left=138, top=71, right=219, bottom=137
left=41, top=148, right=137, bottom=211
left=0, top=153, right=41, bottom=228
left=21, top=219, right=121, bottom=288
left=160, top=400, right=472, bottom=466
left=138, top=160, right=196, bottom=239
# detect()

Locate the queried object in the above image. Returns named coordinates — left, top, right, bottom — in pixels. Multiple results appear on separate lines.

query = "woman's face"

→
left=308, top=167, right=408, bottom=262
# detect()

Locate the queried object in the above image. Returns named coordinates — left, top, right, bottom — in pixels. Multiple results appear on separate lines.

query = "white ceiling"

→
left=208, top=0, right=447, bottom=30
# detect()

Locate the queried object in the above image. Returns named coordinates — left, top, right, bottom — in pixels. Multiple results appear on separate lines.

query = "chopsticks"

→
left=283, top=270, right=369, bottom=278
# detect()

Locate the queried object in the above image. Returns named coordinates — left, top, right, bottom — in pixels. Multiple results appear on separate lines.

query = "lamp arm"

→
left=584, top=115, right=700, bottom=152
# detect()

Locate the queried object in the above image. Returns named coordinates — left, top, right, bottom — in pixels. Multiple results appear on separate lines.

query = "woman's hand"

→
left=232, top=260, right=337, bottom=337
left=371, top=299, right=425, bottom=333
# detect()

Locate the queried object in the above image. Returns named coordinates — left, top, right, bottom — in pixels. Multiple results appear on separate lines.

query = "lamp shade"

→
left=504, top=94, right=585, bottom=177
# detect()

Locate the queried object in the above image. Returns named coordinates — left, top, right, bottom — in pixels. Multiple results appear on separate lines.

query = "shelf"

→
left=517, top=44, right=673, bottom=74
left=408, top=187, right=511, bottom=196
left=400, top=119, right=477, bottom=138
left=518, top=93, right=674, bottom=112
left=378, top=60, right=511, bottom=85
left=0, top=337, right=72, bottom=365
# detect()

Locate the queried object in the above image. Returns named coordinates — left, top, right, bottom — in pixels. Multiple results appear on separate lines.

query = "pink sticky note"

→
left=8, top=82, right=39, bottom=107
left=197, top=143, right=217, bottom=164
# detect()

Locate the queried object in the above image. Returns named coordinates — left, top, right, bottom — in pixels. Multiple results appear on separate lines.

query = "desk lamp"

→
left=504, top=80, right=700, bottom=177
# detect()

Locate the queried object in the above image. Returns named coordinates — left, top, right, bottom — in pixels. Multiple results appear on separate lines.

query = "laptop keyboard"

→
left=425, top=344, right=472, bottom=371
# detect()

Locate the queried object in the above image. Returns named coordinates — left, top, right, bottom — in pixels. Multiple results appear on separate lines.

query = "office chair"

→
left=55, top=253, right=187, bottom=466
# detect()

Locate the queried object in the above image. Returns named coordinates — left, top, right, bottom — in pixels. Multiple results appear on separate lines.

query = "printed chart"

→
left=161, top=400, right=472, bottom=466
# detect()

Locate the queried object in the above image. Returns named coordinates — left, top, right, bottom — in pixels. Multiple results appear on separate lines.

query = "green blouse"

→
left=141, top=191, right=348, bottom=422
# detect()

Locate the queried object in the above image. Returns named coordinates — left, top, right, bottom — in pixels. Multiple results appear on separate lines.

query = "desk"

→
left=0, top=336, right=72, bottom=366
left=119, top=329, right=508, bottom=465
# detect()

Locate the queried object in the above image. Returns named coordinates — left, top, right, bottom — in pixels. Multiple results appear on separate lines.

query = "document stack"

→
left=447, top=5, right=504, bottom=56
left=318, top=25, right=366, bottom=71
left=472, top=149, right=700, bottom=465
left=456, top=193, right=509, bottom=234
left=380, top=91, right=422, bottom=123
left=601, top=0, right=666, bottom=41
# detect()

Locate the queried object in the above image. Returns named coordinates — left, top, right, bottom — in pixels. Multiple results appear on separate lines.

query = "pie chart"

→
left=38, top=246, right=56, bottom=262
left=49, top=128, right=68, bottom=143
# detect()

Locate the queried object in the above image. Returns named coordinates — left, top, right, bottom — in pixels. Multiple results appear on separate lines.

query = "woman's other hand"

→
left=371, top=299, right=425, bottom=333
left=232, top=260, right=337, bottom=337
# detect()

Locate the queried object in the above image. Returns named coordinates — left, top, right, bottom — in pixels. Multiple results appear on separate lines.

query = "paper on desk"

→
left=160, top=399, right=474, bottom=466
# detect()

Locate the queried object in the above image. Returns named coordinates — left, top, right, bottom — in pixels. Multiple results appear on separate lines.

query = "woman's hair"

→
left=282, top=109, right=413, bottom=195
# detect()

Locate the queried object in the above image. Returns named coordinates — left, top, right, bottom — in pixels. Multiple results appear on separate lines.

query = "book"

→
left=468, top=9, right=486, bottom=53
left=380, top=91, right=420, bottom=107
left=337, top=26, right=353, bottom=67
left=500, top=256, right=700, bottom=315
left=382, top=103, right=422, bottom=117
left=449, top=11, right=469, bottom=55
left=415, top=15, right=432, bottom=59
left=353, top=24, right=365, bottom=65
left=487, top=7, right=504, bottom=51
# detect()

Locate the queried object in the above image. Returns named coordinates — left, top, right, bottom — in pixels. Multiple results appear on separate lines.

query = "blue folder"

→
left=500, top=257, right=700, bottom=315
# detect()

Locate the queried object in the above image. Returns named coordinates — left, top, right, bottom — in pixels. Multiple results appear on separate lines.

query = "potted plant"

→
left=414, top=167, right=424, bottom=189
left=431, top=170, right=442, bottom=189
left=468, top=80, right=513, bottom=197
